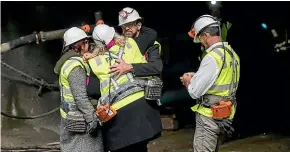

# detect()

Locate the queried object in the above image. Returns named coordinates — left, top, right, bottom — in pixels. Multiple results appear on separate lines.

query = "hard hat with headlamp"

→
left=188, top=15, right=220, bottom=43
left=92, top=24, right=115, bottom=46
left=118, top=7, right=142, bottom=26
left=63, top=27, right=89, bottom=47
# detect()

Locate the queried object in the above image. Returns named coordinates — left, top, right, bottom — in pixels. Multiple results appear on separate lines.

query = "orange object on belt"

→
left=96, top=20, right=104, bottom=25
left=81, top=24, right=91, bottom=33
left=211, top=101, right=232, bottom=119
left=96, top=104, right=117, bottom=122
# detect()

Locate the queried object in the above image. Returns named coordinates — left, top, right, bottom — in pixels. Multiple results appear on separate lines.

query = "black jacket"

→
left=131, top=26, right=163, bottom=77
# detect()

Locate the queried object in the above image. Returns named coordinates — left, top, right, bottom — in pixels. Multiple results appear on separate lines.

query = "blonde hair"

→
left=113, top=32, right=122, bottom=40
left=93, top=39, right=106, bottom=48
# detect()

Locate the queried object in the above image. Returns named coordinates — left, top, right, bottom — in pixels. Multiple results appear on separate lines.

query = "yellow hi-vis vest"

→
left=87, top=38, right=148, bottom=110
left=59, top=56, right=93, bottom=119
left=191, top=44, right=240, bottom=120
left=154, top=41, right=162, bottom=56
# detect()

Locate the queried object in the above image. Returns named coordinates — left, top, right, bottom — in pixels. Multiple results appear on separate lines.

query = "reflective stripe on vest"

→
left=191, top=44, right=240, bottom=119
left=88, top=38, right=147, bottom=110
left=206, top=45, right=240, bottom=96
left=154, top=41, right=162, bottom=56
left=59, top=57, right=95, bottom=118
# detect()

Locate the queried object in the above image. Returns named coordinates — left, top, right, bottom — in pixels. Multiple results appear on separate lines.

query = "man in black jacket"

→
left=106, top=8, right=163, bottom=151
left=109, top=7, right=163, bottom=78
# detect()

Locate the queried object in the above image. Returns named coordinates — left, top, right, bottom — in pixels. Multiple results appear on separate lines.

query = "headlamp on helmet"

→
left=119, top=9, right=135, bottom=19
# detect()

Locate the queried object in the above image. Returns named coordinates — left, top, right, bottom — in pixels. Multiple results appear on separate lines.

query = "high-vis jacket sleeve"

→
left=68, top=66, right=95, bottom=123
left=187, top=54, right=219, bottom=99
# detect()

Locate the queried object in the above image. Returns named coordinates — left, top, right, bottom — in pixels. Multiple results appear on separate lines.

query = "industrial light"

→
left=207, top=1, right=221, bottom=10
left=261, top=23, right=268, bottom=30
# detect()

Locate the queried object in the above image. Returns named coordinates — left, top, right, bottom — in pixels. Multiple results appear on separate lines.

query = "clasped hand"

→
left=180, top=72, right=195, bottom=88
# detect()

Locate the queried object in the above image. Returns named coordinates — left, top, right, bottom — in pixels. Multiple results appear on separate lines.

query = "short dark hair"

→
left=201, top=26, right=220, bottom=36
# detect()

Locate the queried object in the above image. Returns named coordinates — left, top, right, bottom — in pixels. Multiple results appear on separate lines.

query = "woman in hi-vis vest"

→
left=54, top=27, right=104, bottom=152
left=84, top=24, right=163, bottom=152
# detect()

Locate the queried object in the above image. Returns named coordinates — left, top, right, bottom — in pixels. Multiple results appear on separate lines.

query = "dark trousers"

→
left=110, top=141, right=149, bottom=152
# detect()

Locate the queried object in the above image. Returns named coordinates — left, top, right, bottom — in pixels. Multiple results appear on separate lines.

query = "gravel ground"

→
left=1, top=125, right=290, bottom=152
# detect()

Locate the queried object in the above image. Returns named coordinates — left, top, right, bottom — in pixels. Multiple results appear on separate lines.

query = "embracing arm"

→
left=131, top=26, right=163, bottom=76
left=68, top=66, right=95, bottom=123
left=131, top=45, right=163, bottom=77
left=133, top=26, right=157, bottom=54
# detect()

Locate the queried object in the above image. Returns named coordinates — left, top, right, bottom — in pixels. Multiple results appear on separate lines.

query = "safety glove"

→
left=87, top=114, right=100, bottom=136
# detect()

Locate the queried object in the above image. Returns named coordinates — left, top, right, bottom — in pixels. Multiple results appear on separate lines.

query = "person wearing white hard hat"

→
left=85, top=23, right=162, bottom=152
left=116, top=7, right=163, bottom=78
left=181, top=15, right=240, bottom=152
left=118, top=8, right=163, bottom=146
left=118, top=7, right=142, bottom=37
left=54, top=27, right=104, bottom=152
left=116, top=7, right=163, bottom=151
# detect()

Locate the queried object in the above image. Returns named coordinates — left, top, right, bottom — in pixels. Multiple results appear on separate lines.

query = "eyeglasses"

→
left=71, top=40, right=88, bottom=51
left=198, top=33, right=207, bottom=41
left=121, top=21, right=137, bottom=29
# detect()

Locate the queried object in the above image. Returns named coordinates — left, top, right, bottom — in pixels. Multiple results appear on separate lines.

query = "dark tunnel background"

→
left=1, top=1, right=290, bottom=144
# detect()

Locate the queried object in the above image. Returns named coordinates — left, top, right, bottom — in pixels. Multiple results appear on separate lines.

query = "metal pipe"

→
left=1, top=11, right=103, bottom=54
left=0, top=25, right=95, bottom=53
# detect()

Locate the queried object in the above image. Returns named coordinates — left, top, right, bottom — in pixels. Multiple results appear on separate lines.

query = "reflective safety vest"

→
left=144, top=41, right=162, bottom=64
left=59, top=57, right=94, bottom=119
left=154, top=41, right=162, bottom=56
left=87, top=38, right=148, bottom=110
left=200, top=22, right=232, bottom=60
left=191, top=44, right=240, bottom=120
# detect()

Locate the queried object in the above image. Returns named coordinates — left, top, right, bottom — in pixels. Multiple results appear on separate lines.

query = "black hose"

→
left=1, top=107, right=60, bottom=119
left=0, top=24, right=96, bottom=54
left=1, top=61, right=58, bottom=90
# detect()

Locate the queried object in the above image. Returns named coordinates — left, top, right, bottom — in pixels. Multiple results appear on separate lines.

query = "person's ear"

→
left=205, top=33, right=210, bottom=39
left=137, top=22, right=142, bottom=30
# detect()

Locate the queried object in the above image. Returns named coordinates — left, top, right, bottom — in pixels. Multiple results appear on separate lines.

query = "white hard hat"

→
left=92, top=24, right=115, bottom=45
left=193, top=15, right=220, bottom=43
left=63, top=27, right=89, bottom=47
left=118, top=7, right=142, bottom=26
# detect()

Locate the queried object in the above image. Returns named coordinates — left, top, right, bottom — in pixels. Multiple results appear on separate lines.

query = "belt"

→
left=99, top=82, right=144, bottom=106
left=198, top=94, right=231, bottom=108
left=111, top=85, right=138, bottom=103
left=198, top=94, right=236, bottom=108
